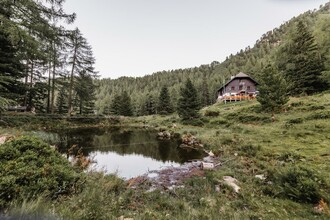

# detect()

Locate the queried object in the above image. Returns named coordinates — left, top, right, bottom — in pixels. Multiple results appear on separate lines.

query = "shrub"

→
left=277, top=151, right=304, bottom=163
left=181, top=119, right=204, bottom=126
left=204, top=110, right=220, bottom=117
left=236, top=144, right=261, bottom=157
left=306, top=110, right=330, bottom=120
left=287, top=118, right=304, bottom=124
left=267, top=166, right=328, bottom=203
left=0, top=136, right=83, bottom=208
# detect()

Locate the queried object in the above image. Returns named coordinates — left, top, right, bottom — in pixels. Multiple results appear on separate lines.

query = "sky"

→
left=63, top=0, right=328, bottom=79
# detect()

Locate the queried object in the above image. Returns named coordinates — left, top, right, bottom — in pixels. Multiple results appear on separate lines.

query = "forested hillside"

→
left=95, top=3, right=330, bottom=116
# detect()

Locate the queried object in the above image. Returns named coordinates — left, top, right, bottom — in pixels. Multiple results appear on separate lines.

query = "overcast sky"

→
left=63, top=0, right=328, bottom=79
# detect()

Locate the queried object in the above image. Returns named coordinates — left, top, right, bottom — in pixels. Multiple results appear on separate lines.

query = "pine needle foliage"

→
left=257, top=64, right=289, bottom=112
left=177, top=79, right=200, bottom=120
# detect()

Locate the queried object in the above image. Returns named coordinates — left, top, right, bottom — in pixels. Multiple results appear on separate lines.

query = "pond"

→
left=33, top=128, right=203, bottom=179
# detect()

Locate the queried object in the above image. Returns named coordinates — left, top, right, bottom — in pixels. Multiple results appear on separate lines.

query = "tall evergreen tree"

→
left=279, top=20, right=326, bottom=95
left=144, top=94, right=156, bottom=115
left=75, top=71, right=96, bottom=114
left=0, top=27, right=24, bottom=102
left=158, top=86, right=173, bottom=115
left=200, top=75, right=211, bottom=107
left=177, top=79, right=200, bottom=120
left=119, top=91, right=133, bottom=116
left=110, top=93, right=121, bottom=115
left=56, top=84, right=69, bottom=114
left=257, top=64, right=289, bottom=112
left=67, top=28, right=97, bottom=116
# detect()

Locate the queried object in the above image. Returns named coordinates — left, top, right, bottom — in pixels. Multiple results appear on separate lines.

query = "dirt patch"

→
left=128, top=156, right=221, bottom=191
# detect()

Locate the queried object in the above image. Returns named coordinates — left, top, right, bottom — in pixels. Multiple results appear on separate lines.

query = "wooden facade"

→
left=217, top=72, right=258, bottom=102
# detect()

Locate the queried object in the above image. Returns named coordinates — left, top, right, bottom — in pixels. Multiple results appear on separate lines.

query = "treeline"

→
left=0, top=0, right=97, bottom=115
left=95, top=3, right=330, bottom=116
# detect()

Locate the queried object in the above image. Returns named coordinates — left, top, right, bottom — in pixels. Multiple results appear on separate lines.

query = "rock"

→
left=208, top=151, right=215, bottom=157
left=201, top=162, right=214, bottom=170
left=117, top=216, right=134, bottom=220
left=255, top=174, right=266, bottom=180
left=157, top=131, right=171, bottom=139
left=180, top=134, right=203, bottom=149
left=223, top=176, right=240, bottom=193
left=164, top=131, right=171, bottom=138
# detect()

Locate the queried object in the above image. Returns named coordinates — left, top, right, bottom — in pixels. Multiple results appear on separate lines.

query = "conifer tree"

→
left=67, top=28, right=97, bottom=116
left=201, top=75, right=211, bottom=107
left=280, top=20, right=326, bottom=95
left=158, top=86, right=173, bottom=115
left=110, top=92, right=133, bottom=116
left=75, top=71, right=96, bottom=114
left=257, top=64, right=289, bottom=112
left=177, top=79, right=200, bottom=120
left=119, top=91, right=133, bottom=116
left=56, top=85, right=69, bottom=114
left=0, top=28, right=24, bottom=102
left=145, top=94, right=156, bottom=115
left=110, top=93, right=121, bottom=115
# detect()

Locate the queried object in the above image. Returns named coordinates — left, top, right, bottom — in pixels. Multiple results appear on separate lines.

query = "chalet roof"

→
left=235, top=72, right=249, bottom=78
left=217, top=72, right=259, bottom=92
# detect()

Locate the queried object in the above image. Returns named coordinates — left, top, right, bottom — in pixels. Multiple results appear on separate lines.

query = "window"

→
left=247, top=86, right=251, bottom=91
left=239, top=85, right=243, bottom=90
left=231, top=86, right=235, bottom=91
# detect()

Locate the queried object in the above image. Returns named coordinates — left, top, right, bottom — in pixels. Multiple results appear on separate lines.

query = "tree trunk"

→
left=68, top=44, right=77, bottom=116
left=23, top=61, right=30, bottom=107
left=47, top=61, right=51, bottom=113
left=51, top=43, right=56, bottom=114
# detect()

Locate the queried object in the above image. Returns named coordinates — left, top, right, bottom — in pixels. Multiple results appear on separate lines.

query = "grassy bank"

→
left=1, top=92, right=330, bottom=219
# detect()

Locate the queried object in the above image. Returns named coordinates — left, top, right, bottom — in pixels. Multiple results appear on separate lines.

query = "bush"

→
left=236, top=144, right=261, bottom=157
left=306, top=110, right=330, bottom=120
left=204, top=110, right=220, bottom=117
left=181, top=119, right=204, bottom=126
left=226, top=112, right=272, bottom=124
left=267, top=166, right=328, bottom=203
left=0, top=136, right=83, bottom=208
left=287, top=118, right=304, bottom=124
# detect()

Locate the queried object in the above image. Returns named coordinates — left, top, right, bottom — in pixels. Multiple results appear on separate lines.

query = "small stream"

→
left=33, top=127, right=203, bottom=179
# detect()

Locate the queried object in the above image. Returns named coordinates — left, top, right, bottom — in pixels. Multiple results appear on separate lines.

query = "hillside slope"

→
left=95, top=3, right=330, bottom=115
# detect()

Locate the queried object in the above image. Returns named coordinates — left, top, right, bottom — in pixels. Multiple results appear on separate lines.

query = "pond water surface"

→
left=34, top=128, right=203, bottom=179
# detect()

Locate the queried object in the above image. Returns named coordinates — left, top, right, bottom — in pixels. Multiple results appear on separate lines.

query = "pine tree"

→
left=158, top=86, right=173, bottom=115
left=257, top=64, right=289, bottom=112
left=110, top=93, right=121, bottom=115
left=0, top=28, right=24, bottom=102
left=56, top=85, right=69, bottom=114
left=67, top=28, right=97, bottom=116
left=145, top=94, right=156, bottom=115
left=109, top=92, right=133, bottom=116
left=201, top=75, right=211, bottom=107
left=119, top=91, right=133, bottom=116
left=280, top=20, right=326, bottom=95
left=177, top=79, right=200, bottom=120
left=75, top=71, right=96, bottom=114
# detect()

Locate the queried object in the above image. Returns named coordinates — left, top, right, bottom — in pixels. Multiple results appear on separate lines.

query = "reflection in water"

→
left=34, top=128, right=203, bottom=179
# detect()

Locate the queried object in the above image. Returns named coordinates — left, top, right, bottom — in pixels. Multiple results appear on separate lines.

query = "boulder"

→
left=223, top=176, right=240, bottom=193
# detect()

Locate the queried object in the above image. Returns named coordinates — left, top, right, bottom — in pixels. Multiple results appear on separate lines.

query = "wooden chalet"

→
left=217, top=72, right=259, bottom=102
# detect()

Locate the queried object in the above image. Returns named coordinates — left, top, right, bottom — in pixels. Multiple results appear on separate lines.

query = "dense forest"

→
left=0, top=0, right=98, bottom=115
left=95, top=3, right=330, bottom=116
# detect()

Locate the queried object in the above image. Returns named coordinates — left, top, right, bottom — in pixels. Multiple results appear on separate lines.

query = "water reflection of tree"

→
left=51, top=128, right=203, bottom=163
left=55, top=128, right=105, bottom=156
left=157, top=140, right=171, bottom=162
left=110, top=130, right=132, bottom=154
